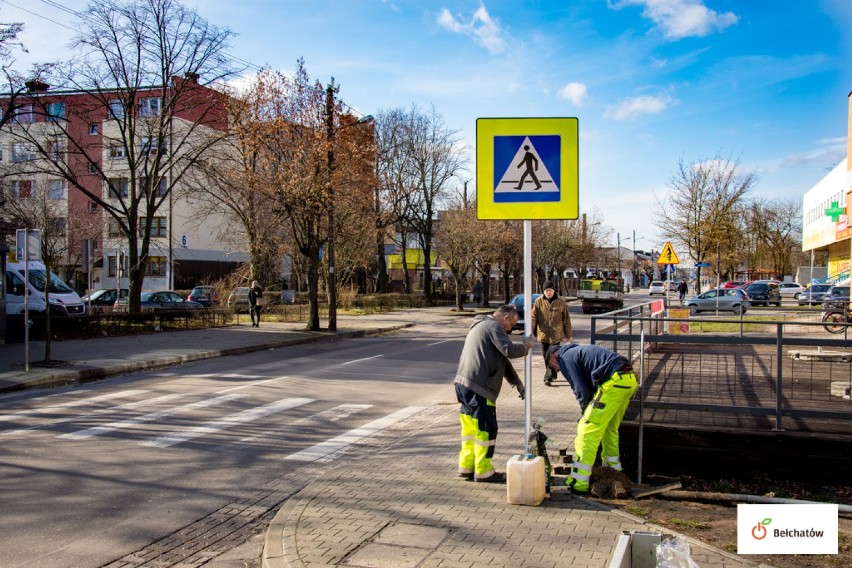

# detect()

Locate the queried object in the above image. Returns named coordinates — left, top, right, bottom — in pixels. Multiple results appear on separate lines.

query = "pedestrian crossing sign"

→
left=476, top=117, right=578, bottom=220
left=658, top=242, right=679, bottom=265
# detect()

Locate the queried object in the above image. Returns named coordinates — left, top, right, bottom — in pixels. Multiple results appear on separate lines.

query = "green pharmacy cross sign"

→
left=825, top=201, right=846, bottom=222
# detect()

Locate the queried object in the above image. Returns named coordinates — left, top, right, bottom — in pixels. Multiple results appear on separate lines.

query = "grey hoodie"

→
left=453, top=314, right=527, bottom=401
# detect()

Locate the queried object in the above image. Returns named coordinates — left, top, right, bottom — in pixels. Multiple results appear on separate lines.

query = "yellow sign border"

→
left=476, top=117, right=579, bottom=220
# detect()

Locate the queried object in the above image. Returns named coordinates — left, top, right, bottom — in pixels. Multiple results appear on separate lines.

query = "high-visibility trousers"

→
left=455, top=384, right=498, bottom=480
left=570, top=371, right=638, bottom=492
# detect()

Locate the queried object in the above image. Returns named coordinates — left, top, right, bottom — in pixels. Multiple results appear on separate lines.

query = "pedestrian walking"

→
left=454, top=304, right=532, bottom=483
left=530, top=280, right=572, bottom=386
left=546, top=343, right=638, bottom=493
left=248, top=280, right=264, bottom=327
left=678, top=281, right=688, bottom=303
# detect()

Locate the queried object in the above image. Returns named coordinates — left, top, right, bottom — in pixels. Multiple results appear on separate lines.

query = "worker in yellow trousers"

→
left=546, top=343, right=638, bottom=493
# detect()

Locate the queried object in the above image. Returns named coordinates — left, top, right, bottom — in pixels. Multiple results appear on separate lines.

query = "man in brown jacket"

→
left=531, top=280, right=572, bottom=386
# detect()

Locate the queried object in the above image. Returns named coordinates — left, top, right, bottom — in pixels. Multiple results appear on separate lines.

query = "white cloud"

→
left=609, top=0, right=738, bottom=40
left=437, top=4, right=506, bottom=54
left=557, top=82, right=587, bottom=106
left=605, top=95, right=675, bottom=120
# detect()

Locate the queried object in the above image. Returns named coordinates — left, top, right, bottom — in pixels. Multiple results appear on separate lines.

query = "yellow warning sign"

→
left=658, top=242, right=679, bottom=265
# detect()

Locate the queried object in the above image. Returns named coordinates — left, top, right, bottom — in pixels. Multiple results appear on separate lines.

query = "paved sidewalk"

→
left=0, top=307, right=763, bottom=568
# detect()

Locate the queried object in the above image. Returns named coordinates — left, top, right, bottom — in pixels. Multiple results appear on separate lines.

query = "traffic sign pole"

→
left=523, top=221, right=532, bottom=456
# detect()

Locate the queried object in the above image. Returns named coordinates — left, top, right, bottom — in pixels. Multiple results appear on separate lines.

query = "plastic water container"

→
left=506, top=454, right=546, bottom=506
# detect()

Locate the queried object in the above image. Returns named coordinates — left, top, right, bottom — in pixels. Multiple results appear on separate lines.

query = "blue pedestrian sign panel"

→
left=477, top=118, right=578, bottom=220
left=695, top=262, right=711, bottom=268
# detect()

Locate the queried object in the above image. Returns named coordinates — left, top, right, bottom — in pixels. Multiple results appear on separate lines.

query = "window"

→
left=87, top=201, right=98, bottom=213
left=107, top=218, right=127, bottom=237
left=11, top=180, right=34, bottom=198
left=140, top=216, right=167, bottom=237
left=145, top=256, right=167, bottom=277
left=47, top=180, right=65, bottom=199
left=89, top=123, right=98, bottom=135
left=46, top=102, right=66, bottom=121
left=12, top=143, right=37, bottom=162
left=141, top=176, right=168, bottom=197
left=14, top=103, right=34, bottom=123
left=139, top=136, right=167, bottom=157
left=48, top=140, right=62, bottom=161
left=109, top=100, right=124, bottom=119
left=139, top=97, right=160, bottom=117
left=108, top=144, right=127, bottom=159
left=107, top=177, right=129, bottom=198
left=108, top=255, right=117, bottom=277
left=49, top=217, right=66, bottom=236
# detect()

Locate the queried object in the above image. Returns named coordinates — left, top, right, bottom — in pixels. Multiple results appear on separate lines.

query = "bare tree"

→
left=434, top=201, right=480, bottom=310
left=750, top=198, right=802, bottom=279
left=8, top=0, right=237, bottom=312
left=655, top=154, right=754, bottom=293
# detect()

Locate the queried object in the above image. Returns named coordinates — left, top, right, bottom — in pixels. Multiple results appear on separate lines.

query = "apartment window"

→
left=108, top=255, right=118, bottom=277
left=139, top=136, right=167, bottom=158
left=145, top=256, right=167, bottom=277
left=89, top=123, right=98, bottom=135
left=12, top=143, right=37, bottom=162
left=48, top=140, right=63, bottom=161
left=108, top=144, right=127, bottom=159
left=49, top=217, right=66, bottom=236
left=139, top=97, right=161, bottom=117
left=140, top=216, right=167, bottom=238
left=11, top=180, right=34, bottom=198
left=141, top=176, right=168, bottom=197
left=108, top=177, right=129, bottom=198
left=46, top=102, right=66, bottom=121
left=109, top=100, right=124, bottom=119
left=14, top=103, right=34, bottom=123
left=47, top=179, right=65, bottom=199
left=88, top=201, right=98, bottom=213
left=107, top=218, right=127, bottom=238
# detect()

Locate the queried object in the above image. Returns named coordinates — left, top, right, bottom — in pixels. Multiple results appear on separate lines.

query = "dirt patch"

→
left=599, top=476, right=852, bottom=568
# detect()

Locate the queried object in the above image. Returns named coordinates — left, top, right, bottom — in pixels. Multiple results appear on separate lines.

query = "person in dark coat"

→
left=248, top=280, right=263, bottom=327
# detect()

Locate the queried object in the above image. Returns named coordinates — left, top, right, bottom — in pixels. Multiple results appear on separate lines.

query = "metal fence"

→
left=591, top=303, right=852, bottom=435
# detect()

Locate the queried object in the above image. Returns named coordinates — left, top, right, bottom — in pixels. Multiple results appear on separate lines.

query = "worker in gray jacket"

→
left=454, top=304, right=533, bottom=483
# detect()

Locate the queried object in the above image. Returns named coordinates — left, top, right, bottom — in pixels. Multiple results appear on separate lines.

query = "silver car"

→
left=685, top=288, right=750, bottom=316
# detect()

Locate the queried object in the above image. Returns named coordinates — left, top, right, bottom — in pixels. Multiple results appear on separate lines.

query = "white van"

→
left=5, top=261, right=86, bottom=316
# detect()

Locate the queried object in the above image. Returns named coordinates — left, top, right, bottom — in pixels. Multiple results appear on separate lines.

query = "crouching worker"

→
left=546, top=343, right=637, bottom=493
left=454, top=304, right=532, bottom=483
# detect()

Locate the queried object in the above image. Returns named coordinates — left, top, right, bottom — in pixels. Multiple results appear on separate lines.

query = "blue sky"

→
left=7, top=0, right=852, bottom=254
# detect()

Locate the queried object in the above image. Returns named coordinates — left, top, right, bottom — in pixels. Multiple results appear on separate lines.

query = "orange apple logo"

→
left=752, top=518, right=772, bottom=540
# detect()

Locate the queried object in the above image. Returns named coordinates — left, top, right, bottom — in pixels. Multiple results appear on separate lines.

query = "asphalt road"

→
left=0, top=322, right=466, bottom=568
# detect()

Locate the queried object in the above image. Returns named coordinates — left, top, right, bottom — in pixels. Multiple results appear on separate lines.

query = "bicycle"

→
left=821, top=306, right=851, bottom=334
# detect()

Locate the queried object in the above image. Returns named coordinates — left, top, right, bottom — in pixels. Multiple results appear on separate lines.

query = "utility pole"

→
left=326, top=81, right=338, bottom=332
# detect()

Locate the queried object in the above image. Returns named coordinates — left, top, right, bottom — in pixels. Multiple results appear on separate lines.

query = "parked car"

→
left=743, top=281, right=781, bottom=307
left=777, top=282, right=806, bottom=299
left=667, top=280, right=680, bottom=292
left=81, top=288, right=129, bottom=313
left=684, top=288, right=750, bottom=315
left=648, top=281, right=666, bottom=295
left=187, top=285, right=220, bottom=307
left=227, top=287, right=251, bottom=313
left=798, top=284, right=833, bottom=306
left=114, top=291, right=203, bottom=312
left=821, top=285, right=850, bottom=310
left=721, top=281, right=748, bottom=289
left=508, top=293, right=542, bottom=332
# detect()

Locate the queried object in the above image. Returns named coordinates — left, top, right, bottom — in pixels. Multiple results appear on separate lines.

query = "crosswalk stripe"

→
left=2, top=393, right=186, bottom=437
left=140, top=397, right=315, bottom=448
left=60, top=394, right=246, bottom=440
left=283, top=406, right=426, bottom=462
left=238, top=403, right=373, bottom=444
left=0, top=390, right=147, bottom=423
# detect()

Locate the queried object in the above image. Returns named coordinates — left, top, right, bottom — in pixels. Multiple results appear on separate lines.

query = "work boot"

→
left=476, top=472, right=506, bottom=484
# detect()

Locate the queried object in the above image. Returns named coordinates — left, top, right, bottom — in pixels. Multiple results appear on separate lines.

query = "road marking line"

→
left=60, top=394, right=246, bottom=440
left=141, top=397, right=314, bottom=448
left=341, top=355, right=383, bottom=365
left=428, top=339, right=454, bottom=346
left=284, top=406, right=426, bottom=462
left=2, top=393, right=186, bottom=437
left=237, top=403, right=373, bottom=444
left=216, top=376, right=288, bottom=393
left=0, top=390, right=148, bottom=423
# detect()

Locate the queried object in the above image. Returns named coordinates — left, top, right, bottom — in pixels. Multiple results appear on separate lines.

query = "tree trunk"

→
left=305, top=253, right=321, bottom=331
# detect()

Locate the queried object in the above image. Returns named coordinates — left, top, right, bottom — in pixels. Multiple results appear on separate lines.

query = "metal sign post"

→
left=523, top=221, right=532, bottom=455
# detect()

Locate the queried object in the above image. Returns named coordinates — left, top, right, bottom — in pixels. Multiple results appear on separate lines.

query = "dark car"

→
left=798, top=284, right=833, bottom=306
left=187, top=285, right=220, bottom=307
left=508, top=293, right=542, bottom=332
left=114, top=290, right=203, bottom=312
left=227, top=287, right=251, bottom=313
left=81, top=288, right=129, bottom=313
left=744, top=281, right=781, bottom=307
left=684, top=288, right=750, bottom=315
left=821, top=285, right=850, bottom=310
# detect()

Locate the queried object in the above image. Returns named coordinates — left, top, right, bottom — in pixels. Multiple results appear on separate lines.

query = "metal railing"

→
left=591, top=303, right=852, bottom=434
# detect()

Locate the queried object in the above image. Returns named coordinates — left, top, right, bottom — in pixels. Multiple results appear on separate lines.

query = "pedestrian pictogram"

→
left=493, top=136, right=560, bottom=202
left=476, top=117, right=578, bottom=220
left=658, top=242, right=679, bottom=265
